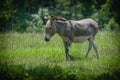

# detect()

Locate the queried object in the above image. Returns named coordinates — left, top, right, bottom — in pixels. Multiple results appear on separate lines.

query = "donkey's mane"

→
left=50, top=16, right=66, bottom=24
left=51, top=16, right=66, bottom=21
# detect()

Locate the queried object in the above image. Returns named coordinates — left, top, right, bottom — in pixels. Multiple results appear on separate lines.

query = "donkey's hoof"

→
left=85, top=55, right=88, bottom=58
left=97, top=56, right=99, bottom=59
left=66, top=56, right=74, bottom=61
left=70, top=56, right=74, bottom=60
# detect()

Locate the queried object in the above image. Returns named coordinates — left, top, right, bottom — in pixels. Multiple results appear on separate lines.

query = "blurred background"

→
left=0, top=0, right=120, bottom=33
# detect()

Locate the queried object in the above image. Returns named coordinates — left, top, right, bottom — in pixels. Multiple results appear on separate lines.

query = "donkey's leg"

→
left=93, top=41, right=99, bottom=58
left=85, top=38, right=93, bottom=58
left=64, top=41, right=73, bottom=60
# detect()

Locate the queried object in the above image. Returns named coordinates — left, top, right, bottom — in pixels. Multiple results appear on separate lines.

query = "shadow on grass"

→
left=0, top=62, right=76, bottom=80
left=95, top=70, right=120, bottom=80
left=0, top=62, right=120, bottom=80
left=72, top=55, right=98, bottom=61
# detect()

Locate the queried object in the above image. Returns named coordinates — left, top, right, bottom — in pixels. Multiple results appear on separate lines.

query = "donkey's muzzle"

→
left=44, top=37, right=50, bottom=42
left=44, top=34, right=51, bottom=42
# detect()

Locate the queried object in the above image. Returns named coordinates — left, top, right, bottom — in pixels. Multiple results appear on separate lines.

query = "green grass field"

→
left=0, top=30, right=120, bottom=80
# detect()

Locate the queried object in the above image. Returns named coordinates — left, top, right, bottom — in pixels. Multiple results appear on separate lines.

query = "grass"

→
left=0, top=30, right=120, bottom=80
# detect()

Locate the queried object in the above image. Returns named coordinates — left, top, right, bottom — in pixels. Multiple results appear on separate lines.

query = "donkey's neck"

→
left=55, top=22, right=66, bottom=35
left=56, top=26, right=66, bottom=35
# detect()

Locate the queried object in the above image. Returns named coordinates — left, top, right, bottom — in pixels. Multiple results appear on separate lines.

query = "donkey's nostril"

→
left=44, top=38, right=49, bottom=42
left=45, top=34, right=50, bottom=42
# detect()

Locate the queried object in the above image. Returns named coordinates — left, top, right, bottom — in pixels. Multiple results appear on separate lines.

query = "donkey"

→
left=44, top=16, right=99, bottom=60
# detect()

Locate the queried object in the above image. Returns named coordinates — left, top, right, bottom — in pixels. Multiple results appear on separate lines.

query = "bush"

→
left=104, top=18, right=119, bottom=30
left=26, top=18, right=44, bottom=33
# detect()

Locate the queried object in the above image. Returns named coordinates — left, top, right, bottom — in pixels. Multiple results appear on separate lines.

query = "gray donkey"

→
left=44, top=16, right=99, bottom=60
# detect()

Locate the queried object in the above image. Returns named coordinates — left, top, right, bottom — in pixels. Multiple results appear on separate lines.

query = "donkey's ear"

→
left=44, top=16, right=49, bottom=21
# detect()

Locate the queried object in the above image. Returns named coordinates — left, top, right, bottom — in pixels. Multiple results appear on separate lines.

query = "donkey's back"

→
left=73, top=18, right=99, bottom=32
left=71, top=18, right=99, bottom=42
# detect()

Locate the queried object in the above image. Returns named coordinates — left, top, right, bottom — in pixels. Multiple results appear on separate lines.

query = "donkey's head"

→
left=44, top=16, right=66, bottom=42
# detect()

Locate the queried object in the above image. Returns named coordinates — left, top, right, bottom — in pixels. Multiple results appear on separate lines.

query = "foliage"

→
left=105, top=18, right=120, bottom=30
left=26, top=14, right=43, bottom=33
left=0, top=0, right=120, bottom=32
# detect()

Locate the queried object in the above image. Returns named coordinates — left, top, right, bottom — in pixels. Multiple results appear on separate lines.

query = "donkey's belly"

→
left=73, top=36, right=89, bottom=43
